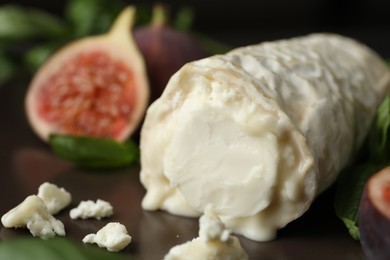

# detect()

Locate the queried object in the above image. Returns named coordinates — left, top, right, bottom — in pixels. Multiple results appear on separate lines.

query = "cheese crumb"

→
left=164, top=205, right=248, bottom=260
left=70, top=199, right=113, bottom=220
left=199, top=206, right=231, bottom=243
left=82, top=222, right=131, bottom=252
left=1, top=195, right=65, bottom=239
left=37, top=182, right=72, bottom=214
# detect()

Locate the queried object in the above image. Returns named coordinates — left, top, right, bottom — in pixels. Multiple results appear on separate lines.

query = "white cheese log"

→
left=140, top=33, right=390, bottom=241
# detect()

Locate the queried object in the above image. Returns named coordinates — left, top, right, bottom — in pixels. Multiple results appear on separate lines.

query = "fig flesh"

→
left=25, top=7, right=149, bottom=142
left=359, top=166, right=390, bottom=260
left=133, top=5, right=209, bottom=102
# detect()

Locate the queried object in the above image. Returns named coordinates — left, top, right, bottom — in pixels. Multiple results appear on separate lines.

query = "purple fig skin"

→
left=133, top=25, right=209, bottom=102
left=359, top=181, right=390, bottom=260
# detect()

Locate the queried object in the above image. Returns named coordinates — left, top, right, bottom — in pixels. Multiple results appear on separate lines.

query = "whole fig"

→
left=133, top=5, right=209, bottom=102
left=25, top=7, right=149, bottom=142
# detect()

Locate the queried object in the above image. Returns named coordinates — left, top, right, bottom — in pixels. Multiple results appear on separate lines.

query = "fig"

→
left=133, top=5, right=209, bottom=102
left=359, top=166, right=390, bottom=260
left=25, top=7, right=149, bottom=142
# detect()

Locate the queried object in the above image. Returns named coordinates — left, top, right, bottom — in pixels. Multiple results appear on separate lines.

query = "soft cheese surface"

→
left=140, top=33, right=390, bottom=241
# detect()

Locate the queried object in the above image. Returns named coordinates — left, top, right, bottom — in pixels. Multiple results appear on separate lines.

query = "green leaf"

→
left=334, top=163, right=385, bottom=240
left=0, top=237, right=127, bottom=260
left=369, top=93, right=390, bottom=162
left=192, top=32, right=232, bottom=55
left=133, top=4, right=152, bottom=26
left=24, top=42, right=63, bottom=73
left=173, top=6, right=194, bottom=32
left=65, top=0, right=126, bottom=38
left=0, top=5, right=68, bottom=41
left=65, top=0, right=101, bottom=37
left=0, top=52, right=16, bottom=85
left=49, top=134, right=139, bottom=169
left=342, top=218, right=361, bottom=240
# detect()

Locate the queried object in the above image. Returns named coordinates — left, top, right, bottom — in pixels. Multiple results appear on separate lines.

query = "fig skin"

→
left=359, top=166, right=390, bottom=260
left=25, top=7, right=149, bottom=142
left=133, top=6, right=209, bottom=102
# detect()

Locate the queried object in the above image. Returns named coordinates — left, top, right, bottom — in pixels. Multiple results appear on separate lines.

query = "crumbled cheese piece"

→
left=37, top=182, right=72, bottom=214
left=70, top=199, right=113, bottom=219
left=199, top=206, right=231, bottom=243
left=82, top=222, right=131, bottom=252
left=1, top=195, right=65, bottom=239
left=164, top=206, right=248, bottom=260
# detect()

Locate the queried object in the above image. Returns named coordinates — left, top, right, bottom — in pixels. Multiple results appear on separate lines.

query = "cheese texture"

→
left=37, top=182, right=71, bottom=214
left=70, top=199, right=113, bottom=220
left=83, top=222, right=131, bottom=252
left=1, top=195, right=65, bottom=239
left=164, top=205, right=248, bottom=260
left=140, top=33, right=390, bottom=241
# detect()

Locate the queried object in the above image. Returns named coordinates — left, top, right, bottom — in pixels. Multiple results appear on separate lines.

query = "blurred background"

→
left=5, top=0, right=390, bottom=50
left=1, top=0, right=390, bottom=86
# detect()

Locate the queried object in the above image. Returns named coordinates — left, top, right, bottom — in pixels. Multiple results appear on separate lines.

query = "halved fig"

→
left=359, top=165, right=390, bottom=260
left=25, top=7, right=149, bottom=142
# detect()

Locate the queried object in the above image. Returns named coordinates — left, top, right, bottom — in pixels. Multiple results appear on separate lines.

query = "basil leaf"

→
left=192, top=32, right=232, bottom=55
left=65, top=0, right=101, bottom=37
left=133, top=4, right=152, bottom=26
left=65, top=0, right=125, bottom=38
left=0, top=238, right=126, bottom=260
left=334, top=163, right=384, bottom=240
left=49, top=134, right=139, bottom=169
left=173, top=6, right=194, bottom=32
left=369, top=93, right=390, bottom=163
left=0, top=52, right=16, bottom=85
left=0, top=5, right=68, bottom=41
left=24, top=42, right=63, bottom=73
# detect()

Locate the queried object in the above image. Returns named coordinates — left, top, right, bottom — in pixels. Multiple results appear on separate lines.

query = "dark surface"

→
left=0, top=53, right=366, bottom=260
left=3, top=0, right=390, bottom=52
left=6, top=0, right=390, bottom=29
left=1, top=0, right=383, bottom=253
left=0, top=1, right=387, bottom=259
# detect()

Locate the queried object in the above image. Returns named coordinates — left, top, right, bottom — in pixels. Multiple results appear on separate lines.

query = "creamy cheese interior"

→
left=140, top=33, right=390, bottom=241
left=165, top=106, right=280, bottom=218
left=141, top=56, right=316, bottom=241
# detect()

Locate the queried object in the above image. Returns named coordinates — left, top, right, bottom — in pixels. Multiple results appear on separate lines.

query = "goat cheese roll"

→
left=139, top=33, right=390, bottom=241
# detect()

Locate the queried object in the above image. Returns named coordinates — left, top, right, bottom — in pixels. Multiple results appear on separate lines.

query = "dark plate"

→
left=0, top=73, right=364, bottom=259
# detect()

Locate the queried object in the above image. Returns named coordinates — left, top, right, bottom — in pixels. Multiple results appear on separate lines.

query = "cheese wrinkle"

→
left=140, top=33, right=390, bottom=241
